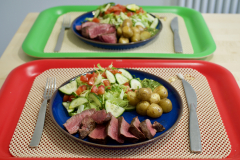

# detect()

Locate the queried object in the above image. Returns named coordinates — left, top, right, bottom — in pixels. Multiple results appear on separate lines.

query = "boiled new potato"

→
left=140, top=31, right=151, bottom=41
left=136, top=25, right=144, bottom=32
left=117, top=27, right=122, bottom=37
left=122, top=26, right=133, bottom=38
left=147, top=103, right=163, bottom=118
left=136, top=101, right=150, bottom=116
left=127, top=91, right=140, bottom=106
left=159, top=98, right=172, bottom=113
left=119, top=37, right=129, bottom=44
left=137, top=88, right=152, bottom=101
left=131, top=27, right=140, bottom=35
left=149, top=93, right=161, bottom=104
left=153, top=85, right=168, bottom=99
left=131, top=33, right=140, bottom=42
left=122, top=19, right=133, bottom=27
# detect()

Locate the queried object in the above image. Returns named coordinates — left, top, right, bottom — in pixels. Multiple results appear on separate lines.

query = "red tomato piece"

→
left=111, top=69, right=122, bottom=75
left=92, top=72, right=98, bottom=78
left=88, top=76, right=95, bottom=86
left=127, top=12, right=134, bottom=17
left=63, top=95, right=70, bottom=102
left=92, top=18, right=100, bottom=23
left=102, top=72, right=107, bottom=78
left=86, top=73, right=92, bottom=79
left=114, top=11, right=120, bottom=15
left=91, top=85, right=98, bottom=94
left=124, top=82, right=130, bottom=87
left=98, top=85, right=105, bottom=95
left=76, top=86, right=83, bottom=95
left=103, top=79, right=111, bottom=86
left=68, top=95, right=75, bottom=102
left=106, top=67, right=113, bottom=72
left=81, top=85, right=87, bottom=91
left=80, top=75, right=88, bottom=82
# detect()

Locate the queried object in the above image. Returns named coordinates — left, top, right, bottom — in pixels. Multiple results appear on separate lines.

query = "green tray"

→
left=22, top=5, right=216, bottom=59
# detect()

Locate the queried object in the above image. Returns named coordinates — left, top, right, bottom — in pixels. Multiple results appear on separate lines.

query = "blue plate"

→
left=71, top=12, right=162, bottom=50
left=49, top=69, right=183, bottom=149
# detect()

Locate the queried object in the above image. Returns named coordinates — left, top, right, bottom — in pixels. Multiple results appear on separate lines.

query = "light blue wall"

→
left=0, top=0, right=179, bottom=58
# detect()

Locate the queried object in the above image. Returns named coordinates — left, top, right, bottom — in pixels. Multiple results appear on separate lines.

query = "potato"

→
left=122, top=19, right=133, bottom=27
left=131, top=27, right=140, bottom=35
left=159, top=98, right=172, bottom=113
left=136, top=25, right=144, bottom=32
left=117, top=27, right=122, bottom=37
left=137, top=88, right=152, bottom=101
left=147, top=103, right=163, bottom=118
left=153, top=85, right=168, bottom=99
left=119, top=36, right=129, bottom=44
left=131, top=33, right=140, bottom=42
left=149, top=93, right=161, bottom=104
left=122, top=26, right=133, bottom=38
left=136, top=101, right=150, bottom=116
left=127, top=91, right=140, bottom=106
left=140, top=31, right=151, bottom=41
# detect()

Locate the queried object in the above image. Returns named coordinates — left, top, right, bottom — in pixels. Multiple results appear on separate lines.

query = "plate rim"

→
left=49, top=69, right=183, bottom=149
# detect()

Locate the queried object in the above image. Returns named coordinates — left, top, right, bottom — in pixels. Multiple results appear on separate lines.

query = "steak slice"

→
left=129, top=116, right=146, bottom=141
left=85, top=23, right=112, bottom=39
left=106, top=115, right=124, bottom=143
left=139, top=119, right=157, bottom=140
left=106, top=26, right=116, bottom=34
left=118, top=116, right=138, bottom=143
left=63, top=108, right=96, bottom=134
left=79, top=115, right=96, bottom=139
left=153, top=121, right=165, bottom=132
left=75, top=22, right=98, bottom=31
left=88, top=124, right=107, bottom=144
left=99, top=32, right=117, bottom=44
left=91, top=109, right=112, bottom=124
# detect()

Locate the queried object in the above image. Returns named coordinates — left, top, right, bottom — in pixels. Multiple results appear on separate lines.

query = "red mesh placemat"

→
left=9, top=67, right=231, bottom=158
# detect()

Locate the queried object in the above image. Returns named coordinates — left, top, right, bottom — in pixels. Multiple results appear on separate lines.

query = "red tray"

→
left=0, top=59, right=240, bottom=160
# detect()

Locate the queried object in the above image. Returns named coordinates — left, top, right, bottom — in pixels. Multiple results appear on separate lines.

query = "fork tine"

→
left=43, top=78, right=49, bottom=97
left=53, top=77, right=57, bottom=92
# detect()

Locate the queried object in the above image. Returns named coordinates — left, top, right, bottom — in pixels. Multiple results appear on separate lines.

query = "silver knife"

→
left=170, top=17, right=183, bottom=53
left=177, top=73, right=202, bottom=153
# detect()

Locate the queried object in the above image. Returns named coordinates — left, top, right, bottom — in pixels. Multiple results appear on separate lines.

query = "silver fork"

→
left=30, top=77, right=56, bottom=147
left=54, top=15, right=71, bottom=52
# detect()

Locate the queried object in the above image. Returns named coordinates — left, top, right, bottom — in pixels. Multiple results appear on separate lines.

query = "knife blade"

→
left=170, top=17, right=183, bottom=53
left=177, top=73, right=202, bottom=153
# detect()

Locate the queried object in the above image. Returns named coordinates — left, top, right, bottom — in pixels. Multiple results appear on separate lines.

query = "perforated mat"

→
left=9, top=68, right=231, bottom=158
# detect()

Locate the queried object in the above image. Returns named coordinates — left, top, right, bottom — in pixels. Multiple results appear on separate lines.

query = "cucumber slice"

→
left=69, top=97, right=88, bottom=109
left=100, top=17, right=110, bottom=24
left=89, top=102, right=99, bottom=110
left=88, top=93, right=102, bottom=109
left=126, top=4, right=140, bottom=12
left=105, top=100, right=125, bottom=117
left=59, top=80, right=77, bottom=95
left=146, top=13, right=155, bottom=22
left=106, top=70, right=116, bottom=83
left=134, top=22, right=145, bottom=28
left=130, top=79, right=142, bottom=89
left=115, top=73, right=129, bottom=85
left=118, top=69, right=133, bottom=80
left=125, top=105, right=136, bottom=111
left=150, top=17, right=159, bottom=29
left=62, top=102, right=74, bottom=113
left=77, top=105, right=85, bottom=113
left=94, top=9, right=100, bottom=18
left=94, top=73, right=102, bottom=85
left=120, top=12, right=129, bottom=20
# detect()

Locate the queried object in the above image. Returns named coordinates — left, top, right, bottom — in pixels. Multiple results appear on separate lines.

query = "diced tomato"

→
left=76, top=86, right=83, bottom=95
left=124, top=82, right=130, bottom=87
left=92, top=18, right=100, bottom=23
left=68, top=95, right=75, bottom=102
left=111, top=69, right=122, bottom=75
left=114, top=11, right=120, bottom=15
left=121, top=7, right=127, bottom=13
left=102, top=72, right=107, bottom=78
left=80, top=75, right=88, bottom=82
left=103, top=79, right=111, bottom=86
left=127, top=12, right=134, bottom=17
left=106, top=67, right=113, bottom=72
left=97, top=85, right=105, bottom=95
left=92, top=72, right=98, bottom=78
left=81, top=85, right=87, bottom=91
left=105, top=10, right=111, bottom=14
left=86, top=73, right=92, bottom=79
left=136, top=7, right=144, bottom=14
left=88, top=76, right=95, bottom=86
left=91, top=85, right=98, bottom=94
left=63, top=95, right=70, bottom=102
left=110, top=6, right=121, bottom=12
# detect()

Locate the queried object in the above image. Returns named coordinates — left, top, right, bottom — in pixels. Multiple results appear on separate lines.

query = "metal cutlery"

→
left=177, top=73, right=202, bottom=153
left=54, top=15, right=71, bottom=52
left=170, top=17, right=183, bottom=53
left=30, top=77, right=56, bottom=147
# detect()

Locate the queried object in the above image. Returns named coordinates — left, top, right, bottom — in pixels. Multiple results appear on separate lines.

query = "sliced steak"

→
left=99, top=32, right=117, bottom=44
left=83, top=23, right=113, bottom=39
left=75, top=22, right=98, bottom=31
left=63, top=108, right=96, bottom=134
left=79, top=115, right=96, bottom=139
left=106, top=26, right=116, bottom=34
left=88, top=124, right=107, bottom=144
left=139, top=119, right=157, bottom=140
left=106, top=115, right=124, bottom=143
left=118, top=116, right=138, bottom=143
left=91, top=109, right=112, bottom=124
left=153, top=121, right=165, bottom=132
left=129, top=116, right=146, bottom=141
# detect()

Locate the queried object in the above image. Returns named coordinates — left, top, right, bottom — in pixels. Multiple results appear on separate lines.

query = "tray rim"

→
left=22, top=5, right=216, bottom=59
left=1, top=59, right=239, bottom=160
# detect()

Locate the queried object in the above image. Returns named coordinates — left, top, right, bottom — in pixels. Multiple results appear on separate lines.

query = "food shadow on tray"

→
left=50, top=69, right=183, bottom=148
